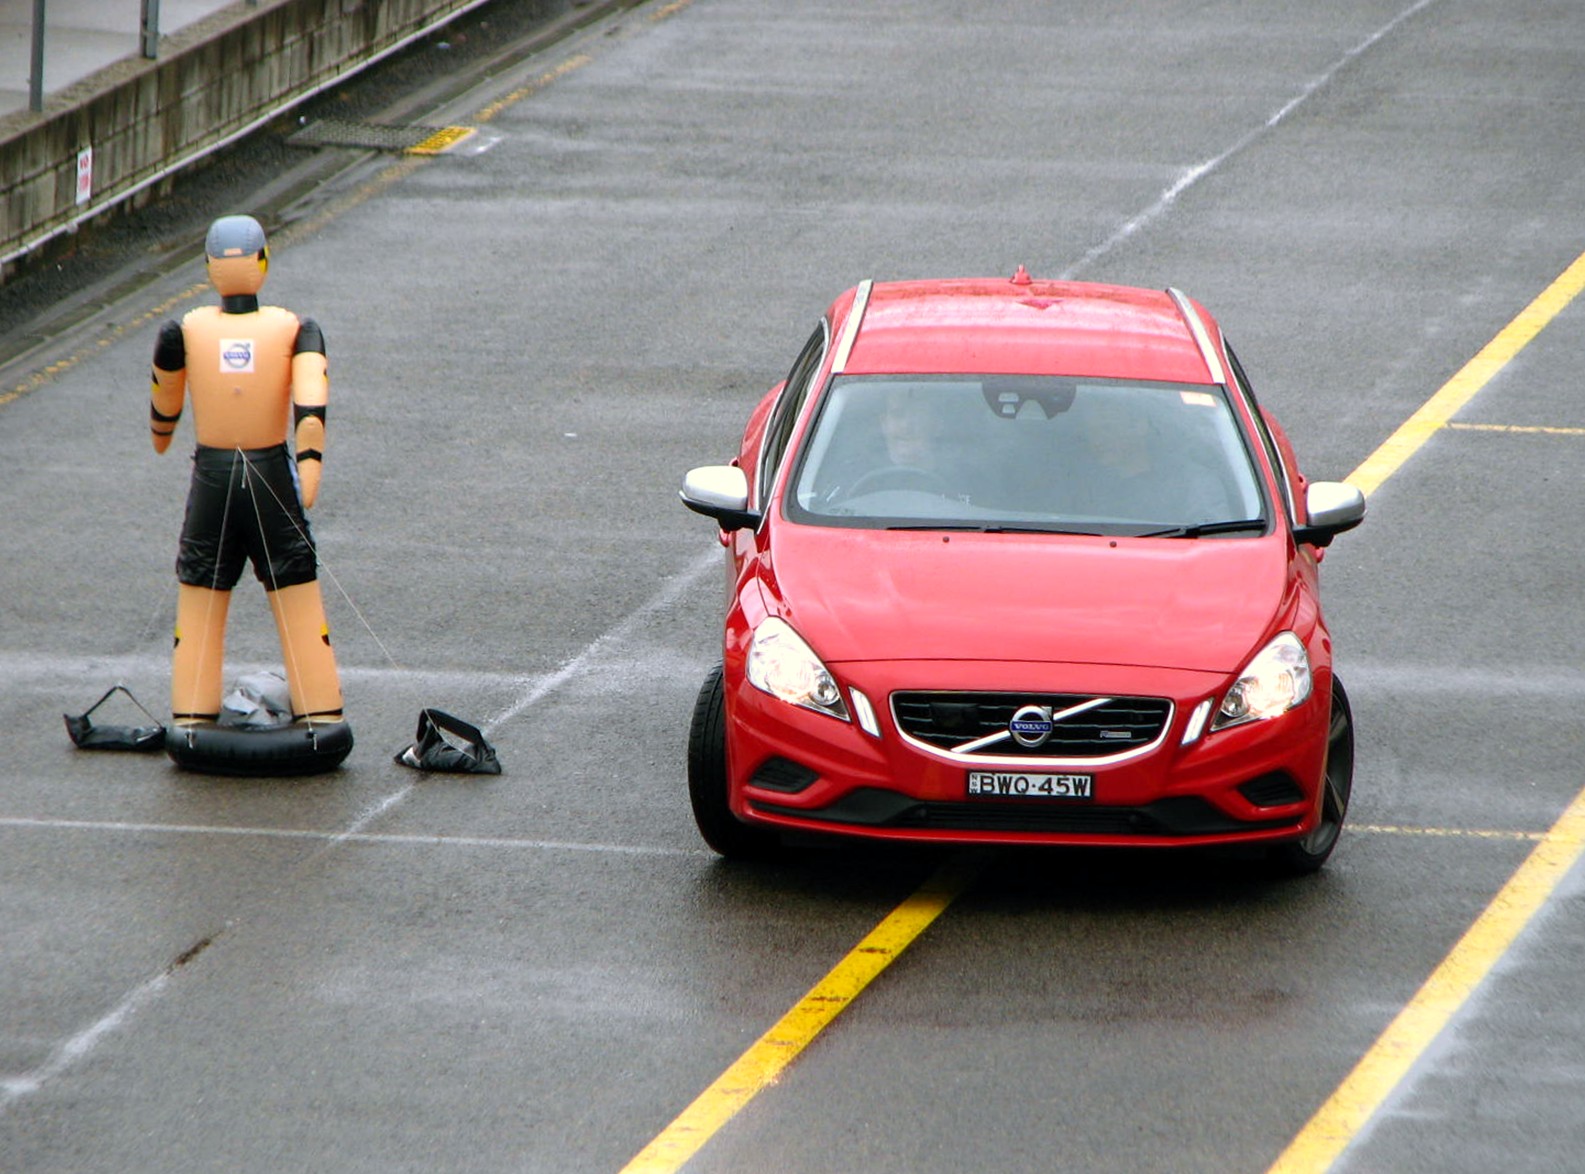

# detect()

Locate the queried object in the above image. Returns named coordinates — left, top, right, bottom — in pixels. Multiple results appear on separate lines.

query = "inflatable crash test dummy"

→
left=148, top=215, right=352, bottom=775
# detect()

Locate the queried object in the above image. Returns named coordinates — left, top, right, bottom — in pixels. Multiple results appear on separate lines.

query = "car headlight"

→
left=1213, top=632, right=1312, bottom=730
left=746, top=618, right=850, bottom=722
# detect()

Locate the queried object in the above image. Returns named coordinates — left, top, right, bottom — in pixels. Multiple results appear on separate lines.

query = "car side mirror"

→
left=680, top=465, right=761, bottom=532
left=1293, top=481, right=1366, bottom=548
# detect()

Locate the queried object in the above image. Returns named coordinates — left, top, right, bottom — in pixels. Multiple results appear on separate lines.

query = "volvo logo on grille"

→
left=1009, top=704, right=1054, bottom=748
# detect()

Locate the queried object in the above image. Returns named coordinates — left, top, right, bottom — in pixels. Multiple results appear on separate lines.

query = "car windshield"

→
left=786, top=375, right=1268, bottom=536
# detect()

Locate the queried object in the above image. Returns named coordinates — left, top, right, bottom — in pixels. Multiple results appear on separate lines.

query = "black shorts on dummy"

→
left=176, top=444, right=318, bottom=590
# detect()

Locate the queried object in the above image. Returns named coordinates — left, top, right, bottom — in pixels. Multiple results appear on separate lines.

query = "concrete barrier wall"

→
left=0, top=0, right=509, bottom=279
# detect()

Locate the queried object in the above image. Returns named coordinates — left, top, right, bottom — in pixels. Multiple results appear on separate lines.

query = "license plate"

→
left=967, top=771, right=1093, bottom=799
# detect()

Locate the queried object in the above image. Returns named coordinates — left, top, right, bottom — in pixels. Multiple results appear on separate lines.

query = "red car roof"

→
left=838, top=276, right=1219, bottom=385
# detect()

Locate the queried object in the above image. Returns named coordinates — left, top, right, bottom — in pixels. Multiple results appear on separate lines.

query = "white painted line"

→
left=0, top=546, right=721, bottom=1109
left=1352, top=825, right=1545, bottom=843
left=2, top=650, right=546, bottom=690
left=483, top=548, right=719, bottom=733
left=1062, top=0, right=1443, bottom=279
left=1, top=970, right=172, bottom=1106
left=321, top=783, right=418, bottom=855
left=0, top=815, right=709, bottom=857
left=1338, top=662, right=1585, bottom=697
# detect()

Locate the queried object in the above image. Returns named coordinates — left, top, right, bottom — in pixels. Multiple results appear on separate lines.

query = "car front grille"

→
left=891, top=691, right=1172, bottom=758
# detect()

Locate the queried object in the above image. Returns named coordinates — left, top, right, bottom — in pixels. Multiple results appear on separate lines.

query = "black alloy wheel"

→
left=687, top=664, right=780, bottom=860
left=1268, top=678, right=1354, bottom=876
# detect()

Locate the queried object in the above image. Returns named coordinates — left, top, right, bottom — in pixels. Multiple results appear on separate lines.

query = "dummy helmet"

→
left=204, top=214, right=269, bottom=297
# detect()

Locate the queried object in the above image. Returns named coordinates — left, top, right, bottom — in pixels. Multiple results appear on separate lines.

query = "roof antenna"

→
left=1011, top=265, right=1032, bottom=286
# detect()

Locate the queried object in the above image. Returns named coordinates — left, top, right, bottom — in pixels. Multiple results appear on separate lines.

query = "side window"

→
left=1224, top=343, right=1295, bottom=520
left=757, top=324, right=829, bottom=505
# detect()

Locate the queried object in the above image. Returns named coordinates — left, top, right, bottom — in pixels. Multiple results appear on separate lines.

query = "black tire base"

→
left=165, top=720, right=354, bottom=777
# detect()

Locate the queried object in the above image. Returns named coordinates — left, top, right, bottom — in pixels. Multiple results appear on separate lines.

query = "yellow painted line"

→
left=1347, top=247, right=1585, bottom=497
left=474, top=53, right=592, bottom=124
left=2, top=280, right=210, bottom=406
left=1446, top=421, right=1585, bottom=436
left=2, top=155, right=431, bottom=407
left=1269, top=786, right=1585, bottom=1172
left=616, top=243, right=1585, bottom=1172
left=2, top=52, right=596, bottom=410
left=620, top=856, right=980, bottom=1174
left=1269, top=244, right=1585, bottom=1173
left=406, top=125, right=476, bottom=155
left=650, top=0, right=697, bottom=19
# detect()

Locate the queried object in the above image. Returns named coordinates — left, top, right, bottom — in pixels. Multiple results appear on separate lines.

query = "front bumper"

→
left=725, top=659, right=1330, bottom=849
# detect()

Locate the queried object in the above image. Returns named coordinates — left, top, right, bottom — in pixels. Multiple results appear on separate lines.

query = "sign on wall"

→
left=75, top=146, right=93, bottom=206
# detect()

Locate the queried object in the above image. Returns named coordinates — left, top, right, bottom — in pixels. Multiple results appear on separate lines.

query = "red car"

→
left=681, top=271, right=1365, bottom=872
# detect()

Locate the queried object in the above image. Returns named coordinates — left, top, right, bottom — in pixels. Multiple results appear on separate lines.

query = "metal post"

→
left=28, top=0, right=46, bottom=113
left=140, top=0, right=161, bottom=59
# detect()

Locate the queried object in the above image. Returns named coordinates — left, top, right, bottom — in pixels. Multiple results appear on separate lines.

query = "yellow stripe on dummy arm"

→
left=150, top=320, right=186, bottom=453
left=292, top=317, right=329, bottom=508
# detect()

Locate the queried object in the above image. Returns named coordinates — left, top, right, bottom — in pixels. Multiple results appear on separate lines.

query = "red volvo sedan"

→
left=681, top=271, right=1365, bottom=873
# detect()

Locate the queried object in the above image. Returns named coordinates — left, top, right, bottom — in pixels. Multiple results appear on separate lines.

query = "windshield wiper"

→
left=1136, top=518, right=1268, bottom=538
left=884, top=524, right=1104, bottom=536
left=979, top=525, right=1104, bottom=536
left=884, top=524, right=993, bottom=532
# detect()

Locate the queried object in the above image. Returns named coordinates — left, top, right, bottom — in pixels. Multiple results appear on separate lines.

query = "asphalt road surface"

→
left=4, top=1, right=1585, bottom=1171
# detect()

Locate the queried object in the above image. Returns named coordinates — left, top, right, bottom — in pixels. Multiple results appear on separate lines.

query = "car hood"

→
left=766, top=525, right=1291, bottom=674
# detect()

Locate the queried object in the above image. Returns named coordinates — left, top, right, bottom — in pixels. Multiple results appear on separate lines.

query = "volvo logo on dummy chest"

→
left=219, top=339, right=256, bottom=373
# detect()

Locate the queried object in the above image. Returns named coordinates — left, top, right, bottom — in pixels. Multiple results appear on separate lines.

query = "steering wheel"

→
left=846, top=465, right=950, bottom=498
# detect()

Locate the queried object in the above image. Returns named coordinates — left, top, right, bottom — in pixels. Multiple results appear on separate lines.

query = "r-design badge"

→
left=1009, top=704, right=1054, bottom=748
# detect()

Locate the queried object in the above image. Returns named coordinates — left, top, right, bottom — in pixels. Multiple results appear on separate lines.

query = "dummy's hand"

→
left=298, top=460, right=322, bottom=510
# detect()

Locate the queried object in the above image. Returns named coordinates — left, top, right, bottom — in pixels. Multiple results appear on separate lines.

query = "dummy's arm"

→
left=149, top=320, right=186, bottom=453
left=292, top=318, right=329, bottom=509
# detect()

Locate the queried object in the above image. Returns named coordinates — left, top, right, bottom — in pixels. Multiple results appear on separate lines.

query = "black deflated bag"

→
left=65, top=686, right=166, bottom=753
left=394, top=708, right=501, bottom=775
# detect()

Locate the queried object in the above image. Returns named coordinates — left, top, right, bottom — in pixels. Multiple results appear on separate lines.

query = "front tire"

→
left=687, top=664, right=779, bottom=860
left=1268, top=678, right=1354, bottom=876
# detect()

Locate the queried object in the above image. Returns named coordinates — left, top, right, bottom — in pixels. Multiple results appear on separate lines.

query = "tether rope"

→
left=232, top=446, right=404, bottom=673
